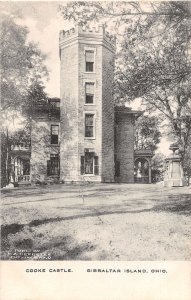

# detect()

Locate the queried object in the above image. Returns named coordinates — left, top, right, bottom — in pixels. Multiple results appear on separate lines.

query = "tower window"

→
left=85, top=152, right=94, bottom=174
left=81, top=154, right=99, bottom=175
left=85, top=114, right=94, bottom=138
left=51, top=125, right=59, bottom=144
left=85, top=50, right=94, bottom=72
left=47, top=154, right=59, bottom=176
left=85, top=83, right=94, bottom=104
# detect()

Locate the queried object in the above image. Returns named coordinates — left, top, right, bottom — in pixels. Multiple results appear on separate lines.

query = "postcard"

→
left=1, top=1, right=191, bottom=299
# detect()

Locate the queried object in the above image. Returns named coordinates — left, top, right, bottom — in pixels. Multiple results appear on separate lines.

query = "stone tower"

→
left=59, top=24, right=116, bottom=182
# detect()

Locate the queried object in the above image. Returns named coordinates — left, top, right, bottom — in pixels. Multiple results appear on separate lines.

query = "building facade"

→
left=59, top=24, right=116, bottom=182
left=10, top=25, right=152, bottom=185
left=30, top=98, right=60, bottom=182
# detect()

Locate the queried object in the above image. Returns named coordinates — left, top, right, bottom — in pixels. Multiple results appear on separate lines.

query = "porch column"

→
left=148, top=162, right=152, bottom=184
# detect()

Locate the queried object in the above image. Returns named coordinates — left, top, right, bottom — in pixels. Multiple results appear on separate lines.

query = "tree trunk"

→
left=5, top=129, right=11, bottom=185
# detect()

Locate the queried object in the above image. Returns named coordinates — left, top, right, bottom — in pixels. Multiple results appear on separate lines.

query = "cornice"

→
left=59, top=35, right=116, bottom=53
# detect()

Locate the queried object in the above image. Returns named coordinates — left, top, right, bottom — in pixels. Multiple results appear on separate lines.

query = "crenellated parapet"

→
left=59, top=27, right=76, bottom=38
left=59, top=24, right=116, bottom=51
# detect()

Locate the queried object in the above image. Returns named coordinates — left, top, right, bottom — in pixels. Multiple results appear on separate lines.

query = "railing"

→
left=11, top=145, right=31, bottom=151
left=134, top=176, right=149, bottom=184
left=18, top=175, right=31, bottom=182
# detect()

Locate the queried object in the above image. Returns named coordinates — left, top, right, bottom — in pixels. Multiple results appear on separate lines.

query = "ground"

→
left=1, top=183, right=191, bottom=260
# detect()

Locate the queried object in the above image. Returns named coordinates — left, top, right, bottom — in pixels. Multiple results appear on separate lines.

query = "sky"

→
left=1, top=1, right=73, bottom=97
left=1, top=1, right=172, bottom=155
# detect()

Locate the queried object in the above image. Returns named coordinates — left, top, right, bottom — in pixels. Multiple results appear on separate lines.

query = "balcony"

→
left=18, top=175, right=31, bottom=182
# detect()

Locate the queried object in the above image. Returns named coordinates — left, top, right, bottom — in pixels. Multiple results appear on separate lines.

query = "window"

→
left=85, top=152, right=94, bottom=174
left=81, top=154, right=99, bottom=175
left=47, top=154, right=59, bottom=176
left=51, top=125, right=59, bottom=144
left=94, top=156, right=99, bottom=175
left=85, top=83, right=94, bottom=104
left=50, top=100, right=60, bottom=108
left=49, top=101, right=60, bottom=119
left=85, top=50, right=94, bottom=72
left=85, top=114, right=94, bottom=138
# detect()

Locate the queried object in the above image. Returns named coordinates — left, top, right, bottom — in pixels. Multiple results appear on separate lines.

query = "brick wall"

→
left=115, top=113, right=135, bottom=183
left=102, top=46, right=115, bottom=182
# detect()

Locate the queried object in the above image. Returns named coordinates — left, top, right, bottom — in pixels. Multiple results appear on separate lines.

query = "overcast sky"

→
left=1, top=1, right=171, bottom=154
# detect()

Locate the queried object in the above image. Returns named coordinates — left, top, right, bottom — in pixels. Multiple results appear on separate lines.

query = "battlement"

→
left=59, top=24, right=116, bottom=45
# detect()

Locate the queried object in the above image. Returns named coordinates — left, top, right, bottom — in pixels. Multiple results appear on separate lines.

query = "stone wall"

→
left=30, top=26, right=139, bottom=184
left=78, top=42, right=102, bottom=181
left=30, top=119, right=60, bottom=182
left=59, top=25, right=116, bottom=182
left=60, top=42, right=79, bottom=181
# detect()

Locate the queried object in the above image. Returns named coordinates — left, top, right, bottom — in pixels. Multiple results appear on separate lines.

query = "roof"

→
left=115, top=106, right=143, bottom=118
left=134, top=149, right=154, bottom=158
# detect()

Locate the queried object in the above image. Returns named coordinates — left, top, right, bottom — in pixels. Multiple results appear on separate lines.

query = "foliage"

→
left=117, top=2, right=191, bottom=159
left=59, top=2, right=191, bottom=32
left=22, top=81, right=48, bottom=122
left=60, top=2, right=191, bottom=160
left=183, top=134, right=191, bottom=180
left=1, top=133, right=8, bottom=187
left=0, top=13, right=49, bottom=186
left=1, top=14, right=48, bottom=116
left=151, top=152, right=166, bottom=183
left=9, top=126, right=31, bottom=146
left=59, top=2, right=176, bottom=26
left=134, top=115, right=161, bottom=152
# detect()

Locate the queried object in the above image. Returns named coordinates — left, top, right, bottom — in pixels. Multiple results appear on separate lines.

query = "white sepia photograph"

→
left=1, top=1, right=191, bottom=264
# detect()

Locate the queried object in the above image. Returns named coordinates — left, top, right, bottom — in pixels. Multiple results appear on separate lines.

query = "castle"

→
left=10, top=25, right=153, bottom=185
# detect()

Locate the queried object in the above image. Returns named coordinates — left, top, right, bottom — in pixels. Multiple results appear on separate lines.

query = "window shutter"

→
left=94, top=156, right=99, bottom=175
left=81, top=156, right=85, bottom=175
left=115, top=161, right=120, bottom=177
left=47, top=160, right=51, bottom=176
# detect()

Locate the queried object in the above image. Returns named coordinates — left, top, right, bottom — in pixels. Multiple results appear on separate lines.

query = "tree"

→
left=60, top=2, right=191, bottom=162
left=134, top=115, right=161, bottom=152
left=1, top=14, right=48, bottom=115
left=0, top=13, right=49, bottom=186
left=151, top=153, right=166, bottom=182
left=183, top=133, right=191, bottom=184
left=117, top=2, right=191, bottom=160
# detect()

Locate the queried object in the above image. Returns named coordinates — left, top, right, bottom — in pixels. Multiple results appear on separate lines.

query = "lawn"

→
left=1, top=183, right=191, bottom=260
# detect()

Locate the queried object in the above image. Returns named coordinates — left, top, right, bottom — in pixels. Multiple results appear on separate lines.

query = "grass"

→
left=1, top=183, right=191, bottom=260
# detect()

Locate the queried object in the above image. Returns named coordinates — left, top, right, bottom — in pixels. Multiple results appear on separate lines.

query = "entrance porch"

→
left=10, top=145, right=31, bottom=185
left=134, top=149, right=153, bottom=184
